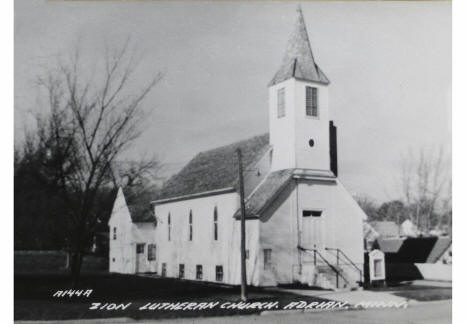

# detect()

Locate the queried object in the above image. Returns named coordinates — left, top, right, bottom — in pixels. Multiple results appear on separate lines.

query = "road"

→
left=16, top=300, right=451, bottom=324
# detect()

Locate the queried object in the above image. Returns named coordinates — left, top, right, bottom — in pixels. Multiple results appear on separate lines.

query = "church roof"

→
left=127, top=203, right=156, bottom=223
left=425, top=237, right=451, bottom=263
left=269, top=6, right=329, bottom=86
left=121, top=186, right=157, bottom=223
left=104, top=187, right=156, bottom=223
left=157, top=134, right=270, bottom=201
left=234, top=169, right=294, bottom=219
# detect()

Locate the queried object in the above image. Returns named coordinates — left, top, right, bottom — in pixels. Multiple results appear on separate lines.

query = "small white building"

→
left=108, top=187, right=157, bottom=274
left=109, top=7, right=367, bottom=289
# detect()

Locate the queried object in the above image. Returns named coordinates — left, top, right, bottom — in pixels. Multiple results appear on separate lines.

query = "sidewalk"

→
left=408, top=280, right=452, bottom=288
left=276, top=288, right=410, bottom=305
left=14, top=300, right=452, bottom=324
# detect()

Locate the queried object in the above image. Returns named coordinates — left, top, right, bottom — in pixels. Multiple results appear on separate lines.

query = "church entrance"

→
left=135, top=243, right=146, bottom=273
left=301, top=209, right=324, bottom=250
left=299, top=209, right=325, bottom=285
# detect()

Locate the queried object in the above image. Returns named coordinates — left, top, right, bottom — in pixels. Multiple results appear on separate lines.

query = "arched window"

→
left=188, top=210, right=193, bottom=241
left=168, top=213, right=171, bottom=241
left=213, top=207, right=218, bottom=241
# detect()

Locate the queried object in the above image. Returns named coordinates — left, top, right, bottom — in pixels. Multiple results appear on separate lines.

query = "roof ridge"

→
left=198, top=133, right=269, bottom=156
left=158, top=133, right=270, bottom=201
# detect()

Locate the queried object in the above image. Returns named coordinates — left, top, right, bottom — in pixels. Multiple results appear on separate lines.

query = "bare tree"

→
left=32, top=40, right=162, bottom=285
left=354, top=194, right=380, bottom=221
left=111, top=157, right=162, bottom=189
left=398, top=146, right=450, bottom=233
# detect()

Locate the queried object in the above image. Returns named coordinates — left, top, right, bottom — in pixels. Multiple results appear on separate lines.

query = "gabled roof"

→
left=426, top=237, right=452, bottom=263
left=121, top=186, right=156, bottom=223
left=269, top=6, right=329, bottom=86
left=234, top=169, right=294, bottom=219
left=127, top=203, right=155, bottom=223
left=376, top=238, right=405, bottom=253
left=157, top=134, right=270, bottom=201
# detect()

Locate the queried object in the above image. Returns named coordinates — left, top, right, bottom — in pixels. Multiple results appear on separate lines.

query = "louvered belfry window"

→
left=277, top=88, right=286, bottom=118
left=306, top=86, right=318, bottom=117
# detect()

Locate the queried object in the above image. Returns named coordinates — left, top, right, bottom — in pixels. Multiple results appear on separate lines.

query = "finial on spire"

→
left=269, top=5, right=329, bottom=86
left=296, top=3, right=302, bottom=13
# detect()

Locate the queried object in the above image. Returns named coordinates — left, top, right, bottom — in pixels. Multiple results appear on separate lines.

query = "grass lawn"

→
left=14, top=272, right=329, bottom=321
left=369, top=282, right=452, bottom=301
left=391, top=288, right=452, bottom=301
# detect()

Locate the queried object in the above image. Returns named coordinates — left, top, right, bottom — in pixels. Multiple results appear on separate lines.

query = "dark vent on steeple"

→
left=329, top=121, right=338, bottom=176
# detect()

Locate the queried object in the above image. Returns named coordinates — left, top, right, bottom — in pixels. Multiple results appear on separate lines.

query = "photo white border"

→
left=1, top=0, right=13, bottom=322
left=4, top=1, right=462, bottom=323
left=453, top=1, right=465, bottom=324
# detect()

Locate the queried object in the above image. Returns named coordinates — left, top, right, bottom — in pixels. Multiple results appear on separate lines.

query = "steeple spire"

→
left=269, top=5, right=329, bottom=86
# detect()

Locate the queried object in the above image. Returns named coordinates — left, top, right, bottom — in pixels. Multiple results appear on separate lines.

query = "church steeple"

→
left=268, top=6, right=334, bottom=174
left=269, top=5, right=329, bottom=86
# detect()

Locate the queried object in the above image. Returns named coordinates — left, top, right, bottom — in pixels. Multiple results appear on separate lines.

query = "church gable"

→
left=109, top=187, right=156, bottom=224
left=234, top=169, right=294, bottom=219
left=157, top=133, right=270, bottom=201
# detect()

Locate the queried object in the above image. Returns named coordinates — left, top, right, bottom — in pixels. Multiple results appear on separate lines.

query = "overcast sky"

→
left=15, top=0, right=451, bottom=202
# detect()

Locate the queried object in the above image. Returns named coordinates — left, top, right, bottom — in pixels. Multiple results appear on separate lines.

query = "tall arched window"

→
left=213, top=207, right=218, bottom=241
left=189, top=210, right=193, bottom=241
left=168, top=213, right=171, bottom=241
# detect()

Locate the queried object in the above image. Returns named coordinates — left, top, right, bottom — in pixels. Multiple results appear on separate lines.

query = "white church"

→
left=108, top=7, right=367, bottom=289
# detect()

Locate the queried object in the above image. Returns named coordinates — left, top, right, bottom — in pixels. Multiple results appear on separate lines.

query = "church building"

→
left=109, top=7, right=367, bottom=289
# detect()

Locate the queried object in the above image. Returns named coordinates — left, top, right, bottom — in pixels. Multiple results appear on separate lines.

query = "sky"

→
left=14, top=0, right=451, bottom=202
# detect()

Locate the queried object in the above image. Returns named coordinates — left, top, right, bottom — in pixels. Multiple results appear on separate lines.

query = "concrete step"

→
left=316, top=264, right=361, bottom=289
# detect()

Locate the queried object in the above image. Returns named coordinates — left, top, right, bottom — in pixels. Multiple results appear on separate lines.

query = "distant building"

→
left=400, top=219, right=418, bottom=237
left=108, top=187, right=156, bottom=274
left=369, top=221, right=400, bottom=238
left=109, top=6, right=367, bottom=289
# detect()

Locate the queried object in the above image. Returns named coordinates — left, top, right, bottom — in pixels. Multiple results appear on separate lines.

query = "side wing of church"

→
left=109, top=6, right=367, bottom=289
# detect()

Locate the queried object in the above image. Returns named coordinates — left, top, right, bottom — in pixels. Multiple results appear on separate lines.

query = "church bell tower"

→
left=268, top=6, right=337, bottom=176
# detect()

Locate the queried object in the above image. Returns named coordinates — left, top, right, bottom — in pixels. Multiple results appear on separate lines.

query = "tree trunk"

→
left=71, top=250, right=84, bottom=288
left=70, top=235, right=86, bottom=287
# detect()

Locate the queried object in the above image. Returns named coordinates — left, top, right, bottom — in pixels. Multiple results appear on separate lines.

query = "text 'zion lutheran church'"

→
left=108, top=6, right=367, bottom=289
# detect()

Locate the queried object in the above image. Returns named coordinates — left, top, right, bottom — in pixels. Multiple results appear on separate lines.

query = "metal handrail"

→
left=325, top=247, right=363, bottom=283
left=298, top=245, right=349, bottom=288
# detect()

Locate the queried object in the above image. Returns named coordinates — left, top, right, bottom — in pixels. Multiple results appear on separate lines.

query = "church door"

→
left=135, top=243, right=146, bottom=273
left=301, top=210, right=324, bottom=250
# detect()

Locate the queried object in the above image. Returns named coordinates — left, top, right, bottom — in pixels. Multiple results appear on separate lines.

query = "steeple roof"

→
left=269, top=6, right=329, bottom=86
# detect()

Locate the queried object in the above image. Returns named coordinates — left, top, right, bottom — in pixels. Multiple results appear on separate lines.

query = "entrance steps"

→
left=295, top=264, right=361, bottom=291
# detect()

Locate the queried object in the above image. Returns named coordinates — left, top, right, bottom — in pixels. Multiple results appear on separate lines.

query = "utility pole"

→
left=236, top=148, right=248, bottom=301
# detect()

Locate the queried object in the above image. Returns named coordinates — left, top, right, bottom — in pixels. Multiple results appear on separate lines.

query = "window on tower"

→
left=306, top=86, right=318, bottom=117
left=277, top=88, right=285, bottom=118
